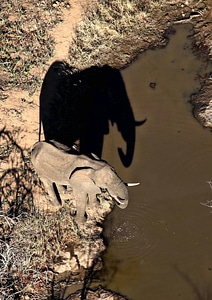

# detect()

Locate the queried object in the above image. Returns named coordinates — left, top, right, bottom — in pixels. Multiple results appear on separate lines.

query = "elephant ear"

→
left=69, top=166, right=96, bottom=183
left=70, top=155, right=105, bottom=173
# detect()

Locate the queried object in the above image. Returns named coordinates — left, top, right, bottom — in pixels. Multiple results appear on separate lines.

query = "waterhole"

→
left=99, top=24, right=212, bottom=300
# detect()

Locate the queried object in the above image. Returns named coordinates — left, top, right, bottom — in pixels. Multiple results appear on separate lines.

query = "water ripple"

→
left=104, top=202, right=156, bottom=259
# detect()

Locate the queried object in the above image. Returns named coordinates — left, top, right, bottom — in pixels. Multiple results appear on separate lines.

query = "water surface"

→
left=100, top=24, right=212, bottom=300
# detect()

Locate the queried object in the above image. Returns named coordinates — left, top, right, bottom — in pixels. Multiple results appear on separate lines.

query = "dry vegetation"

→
left=0, top=0, right=212, bottom=299
left=68, top=0, right=210, bottom=69
left=189, top=5, right=212, bottom=127
left=0, top=128, right=81, bottom=299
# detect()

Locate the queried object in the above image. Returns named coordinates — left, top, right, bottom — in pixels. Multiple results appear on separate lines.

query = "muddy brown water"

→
left=98, top=24, right=212, bottom=300
left=62, top=24, right=212, bottom=299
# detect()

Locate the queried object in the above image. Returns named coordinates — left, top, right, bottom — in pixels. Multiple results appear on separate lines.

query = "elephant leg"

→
left=40, top=177, right=62, bottom=207
left=73, top=190, right=88, bottom=223
left=88, top=186, right=101, bottom=208
left=70, top=174, right=101, bottom=223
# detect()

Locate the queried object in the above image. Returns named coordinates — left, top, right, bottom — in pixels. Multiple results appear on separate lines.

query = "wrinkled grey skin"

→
left=31, top=141, right=129, bottom=223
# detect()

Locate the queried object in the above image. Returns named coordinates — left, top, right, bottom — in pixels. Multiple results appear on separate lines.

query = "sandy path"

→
left=1, top=0, right=89, bottom=149
left=49, top=0, right=84, bottom=63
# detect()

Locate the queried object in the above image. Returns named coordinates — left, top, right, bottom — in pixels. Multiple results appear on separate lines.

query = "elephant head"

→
left=69, top=163, right=129, bottom=209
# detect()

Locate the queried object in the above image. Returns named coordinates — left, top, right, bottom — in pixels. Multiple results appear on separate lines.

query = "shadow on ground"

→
left=0, top=127, right=36, bottom=216
left=40, top=61, right=146, bottom=167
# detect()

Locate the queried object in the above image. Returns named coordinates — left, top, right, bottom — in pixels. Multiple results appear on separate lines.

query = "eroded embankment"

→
left=190, top=11, right=212, bottom=127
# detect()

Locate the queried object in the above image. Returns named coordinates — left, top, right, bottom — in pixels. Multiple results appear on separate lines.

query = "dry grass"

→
left=0, top=209, right=79, bottom=300
left=68, top=0, right=209, bottom=70
left=192, top=6, right=212, bottom=59
left=0, top=0, right=210, bottom=92
left=0, top=128, right=81, bottom=299
left=189, top=5, right=212, bottom=127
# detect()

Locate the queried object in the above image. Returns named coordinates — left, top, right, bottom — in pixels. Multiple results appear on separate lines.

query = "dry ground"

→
left=0, top=0, right=90, bottom=149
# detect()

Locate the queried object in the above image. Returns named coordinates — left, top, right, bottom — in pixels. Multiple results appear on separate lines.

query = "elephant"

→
left=31, top=141, right=139, bottom=223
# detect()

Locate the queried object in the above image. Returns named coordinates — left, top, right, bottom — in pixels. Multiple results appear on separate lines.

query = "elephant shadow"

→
left=39, top=61, right=145, bottom=167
